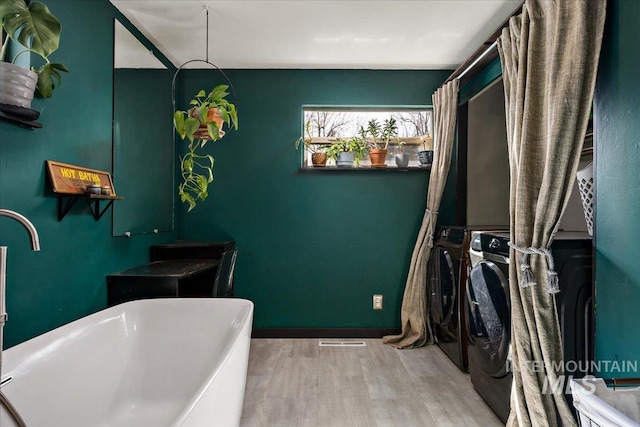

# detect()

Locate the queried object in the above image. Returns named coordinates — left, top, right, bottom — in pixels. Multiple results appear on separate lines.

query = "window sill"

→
left=298, top=165, right=431, bottom=172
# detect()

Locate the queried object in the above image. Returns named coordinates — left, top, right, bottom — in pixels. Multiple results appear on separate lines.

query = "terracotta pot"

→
left=311, top=152, right=327, bottom=167
left=369, top=149, right=388, bottom=168
left=190, top=107, right=225, bottom=140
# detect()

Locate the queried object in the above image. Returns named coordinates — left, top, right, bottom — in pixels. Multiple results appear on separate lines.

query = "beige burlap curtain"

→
left=497, top=1, right=605, bottom=425
left=383, top=79, right=459, bottom=349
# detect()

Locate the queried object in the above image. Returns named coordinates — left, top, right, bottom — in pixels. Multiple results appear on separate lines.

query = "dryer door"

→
left=467, top=260, right=510, bottom=378
left=429, top=246, right=457, bottom=329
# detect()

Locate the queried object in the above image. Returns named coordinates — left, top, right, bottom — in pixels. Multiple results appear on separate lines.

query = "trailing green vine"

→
left=178, top=139, right=215, bottom=211
left=174, top=85, right=238, bottom=211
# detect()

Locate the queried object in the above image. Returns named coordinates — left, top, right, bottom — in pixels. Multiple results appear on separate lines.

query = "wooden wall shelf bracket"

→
left=46, top=161, right=123, bottom=221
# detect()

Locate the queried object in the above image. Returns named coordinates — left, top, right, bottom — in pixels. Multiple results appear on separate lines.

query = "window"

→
left=300, top=107, right=433, bottom=167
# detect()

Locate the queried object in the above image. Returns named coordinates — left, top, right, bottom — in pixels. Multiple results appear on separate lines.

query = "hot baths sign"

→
left=46, top=160, right=117, bottom=195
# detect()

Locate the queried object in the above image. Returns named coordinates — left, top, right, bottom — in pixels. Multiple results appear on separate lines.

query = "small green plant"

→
left=326, top=137, right=368, bottom=166
left=365, top=119, right=381, bottom=148
left=295, top=139, right=330, bottom=154
left=0, top=0, right=69, bottom=98
left=362, top=117, right=398, bottom=150
left=294, top=121, right=329, bottom=153
left=173, top=85, right=239, bottom=211
left=381, top=117, right=398, bottom=149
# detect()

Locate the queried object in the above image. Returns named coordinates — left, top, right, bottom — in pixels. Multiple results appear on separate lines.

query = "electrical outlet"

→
left=373, top=294, right=383, bottom=310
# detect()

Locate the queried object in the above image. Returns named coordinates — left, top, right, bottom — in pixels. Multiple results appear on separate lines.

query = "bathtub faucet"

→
left=0, top=209, right=38, bottom=427
left=0, top=209, right=40, bottom=251
left=0, top=209, right=40, bottom=326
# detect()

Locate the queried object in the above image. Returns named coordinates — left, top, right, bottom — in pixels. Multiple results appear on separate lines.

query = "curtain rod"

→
left=456, top=41, right=498, bottom=81
left=438, top=1, right=524, bottom=89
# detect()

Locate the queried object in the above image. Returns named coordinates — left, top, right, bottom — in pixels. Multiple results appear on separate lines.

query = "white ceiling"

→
left=111, top=0, right=521, bottom=70
left=114, top=20, right=166, bottom=68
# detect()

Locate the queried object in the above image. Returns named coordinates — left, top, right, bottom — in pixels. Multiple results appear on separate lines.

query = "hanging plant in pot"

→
left=173, top=85, right=238, bottom=211
left=364, top=117, right=397, bottom=168
left=0, top=0, right=68, bottom=115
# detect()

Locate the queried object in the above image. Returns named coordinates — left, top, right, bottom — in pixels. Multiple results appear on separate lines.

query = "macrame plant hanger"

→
left=171, top=5, right=238, bottom=119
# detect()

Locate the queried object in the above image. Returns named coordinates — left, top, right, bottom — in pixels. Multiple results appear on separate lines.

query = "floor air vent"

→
left=318, top=340, right=367, bottom=347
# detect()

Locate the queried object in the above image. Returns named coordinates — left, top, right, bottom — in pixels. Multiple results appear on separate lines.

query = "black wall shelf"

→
left=57, top=194, right=124, bottom=221
left=0, top=111, right=42, bottom=128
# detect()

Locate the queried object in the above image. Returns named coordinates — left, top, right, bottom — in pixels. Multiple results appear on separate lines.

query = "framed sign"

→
left=46, top=160, right=117, bottom=196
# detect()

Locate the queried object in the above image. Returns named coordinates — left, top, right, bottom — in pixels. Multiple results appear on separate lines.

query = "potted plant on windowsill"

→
left=418, top=135, right=434, bottom=167
left=173, top=85, right=239, bottom=211
left=294, top=122, right=330, bottom=167
left=326, top=137, right=367, bottom=167
left=364, top=117, right=397, bottom=168
left=295, top=139, right=330, bottom=167
left=0, top=0, right=68, bottom=112
left=395, top=141, right=410, bottom=168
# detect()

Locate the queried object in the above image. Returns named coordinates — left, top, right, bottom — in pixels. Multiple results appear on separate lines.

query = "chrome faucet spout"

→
left=0, top=209, right=40, bottom=251
left=0, top=208, right=35, bottom=427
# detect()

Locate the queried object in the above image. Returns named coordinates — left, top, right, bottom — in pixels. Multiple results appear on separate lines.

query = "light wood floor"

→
left=240, top=339, right=503, bottom=427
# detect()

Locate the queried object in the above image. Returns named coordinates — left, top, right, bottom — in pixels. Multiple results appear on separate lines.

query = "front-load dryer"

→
left=466, top=231, right=593, bottom=423
left=428, top=226, right=507, bottom=373
left=466, top=232, right=512, bottom=423
left=428, top=226, right=471, bottom=372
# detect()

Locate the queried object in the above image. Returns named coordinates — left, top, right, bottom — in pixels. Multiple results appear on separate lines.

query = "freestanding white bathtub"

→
left=0, top=298, right=253, bottom=427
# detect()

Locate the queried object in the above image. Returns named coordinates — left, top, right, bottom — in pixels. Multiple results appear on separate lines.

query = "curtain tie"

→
left=425, top=209, right=439, bottom=248
left=507, top=243, right=560, bottom=294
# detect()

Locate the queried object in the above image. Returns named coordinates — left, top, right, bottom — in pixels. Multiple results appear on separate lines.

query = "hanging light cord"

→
left=205, top=7, right=209, bottom=63
left=171, top=5, right=238, bottom=113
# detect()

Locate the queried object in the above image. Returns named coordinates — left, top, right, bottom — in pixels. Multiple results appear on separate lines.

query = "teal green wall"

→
left=459, top=57, right=502, bottom=105
left=175, top=70, right=451, bottom=330
left=594, top=0, right=640, bottom=373
left=0, top=0, right=176, bottom=348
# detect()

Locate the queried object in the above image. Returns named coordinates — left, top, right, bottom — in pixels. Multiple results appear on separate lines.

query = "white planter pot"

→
left=0, top=62, right=38, bottom=109
left=395, top=153, right=410, bottom=168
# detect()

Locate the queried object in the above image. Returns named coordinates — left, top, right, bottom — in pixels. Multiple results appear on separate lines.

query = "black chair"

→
left=212, top=249, right=238, bottom=297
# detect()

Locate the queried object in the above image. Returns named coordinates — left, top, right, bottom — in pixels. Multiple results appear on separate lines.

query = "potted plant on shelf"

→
left=326, top=137, right=367, bottom=167
left=364, top=117, right=397, bottom=168
left=395, top=141, right=410, bottom=168
left=0, top=0, right=68, bottom=111
left=418, top=135, right=434, bottom=167
left=294, top=122, right=330, bottom=167
left=173, top=85, right=239, bottom=211
left=296, top=140, right=330, bottom=167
